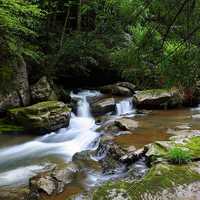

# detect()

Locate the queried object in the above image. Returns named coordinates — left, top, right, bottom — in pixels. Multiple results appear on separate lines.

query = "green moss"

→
left=0, top=119, right=24, bottom=133
left=92, top=163, right=200, bottom=200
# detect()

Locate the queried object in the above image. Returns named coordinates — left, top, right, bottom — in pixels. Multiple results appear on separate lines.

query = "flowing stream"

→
left=0, top=90, right=199, bottom=199
left=0, top=90, right=100, bottom=187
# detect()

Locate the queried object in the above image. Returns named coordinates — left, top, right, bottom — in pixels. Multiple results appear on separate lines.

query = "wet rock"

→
left=8, top=101, right=71, bottom=133
left=31, top=76, right=57, bottom=103
left=134, top=88, right=183, bottom=109
left=91, top=97, right=116, bottom=117
left=114, top=118, right=138, bottom=132
left=30, top=163, right=78, bottom=196
left=95, top=137, right=127, bottom=172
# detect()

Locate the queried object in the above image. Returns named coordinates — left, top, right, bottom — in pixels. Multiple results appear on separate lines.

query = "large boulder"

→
left=31, top=76, right=58, bottom=103
left=100, top=82, right=135, bottom=97
left=90, top=97, right=116, bottom=117
left=0, top=56, right=30, bottom=110
left=134, top=88, right=183, bottom=109
left=8, top=101, right=71, bottom=133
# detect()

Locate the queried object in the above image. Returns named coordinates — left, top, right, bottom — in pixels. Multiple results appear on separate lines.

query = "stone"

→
left=31, top=76, right=57, bottom=103
left=114, top=118, right=138, bottom=132
left=91, top=97, right=116, bottom=117
left=144, top=135, right=200, bottom=163
left=134, top=88, right=183, bottom=109
left=116, top=82, right=136, bottom=93
left=30, top=163, right=78, bottom=196
left=9, top=101, right=71, bottom=133
left=100, top=84, right=133, bottom=96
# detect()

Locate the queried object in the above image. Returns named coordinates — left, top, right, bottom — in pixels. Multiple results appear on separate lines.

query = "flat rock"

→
left=115, top=118, right=138, bottom=132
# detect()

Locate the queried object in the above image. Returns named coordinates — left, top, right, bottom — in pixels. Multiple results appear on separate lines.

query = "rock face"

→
left=30, top=163, right=78, bottom=196
left=0, top=56, right=30, bottom=110
left=91, top=97, right=116, bottom=117
left=9, top=101, right=71, bottom=133
left=100, top=82, right=135, bottom=96
left=31, top=76, right=58, bottom=103
left=134, top=88, right=183, bottom=109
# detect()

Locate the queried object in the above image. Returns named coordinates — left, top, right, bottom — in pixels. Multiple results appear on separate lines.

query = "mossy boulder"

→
left=0, top=118, right=24, bottom=134
left=144, top=135, right=200, bottom=163
left=134, top=88, right=183, bottom=109
left=92, top=162, right=200, bottom=200
left=9, top=101, right=71, bottom=133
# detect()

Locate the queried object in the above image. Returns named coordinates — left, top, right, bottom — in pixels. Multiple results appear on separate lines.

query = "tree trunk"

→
left=77, top=0, right=82, bottom=31
left=60, top=6, right=71, bottom=49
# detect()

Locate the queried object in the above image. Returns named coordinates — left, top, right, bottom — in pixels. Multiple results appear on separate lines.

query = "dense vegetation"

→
left=0, top=0, right=200, bottom=90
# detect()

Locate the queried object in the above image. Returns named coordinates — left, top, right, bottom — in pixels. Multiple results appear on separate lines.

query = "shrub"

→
left=168, top=147, right=192, bottom=165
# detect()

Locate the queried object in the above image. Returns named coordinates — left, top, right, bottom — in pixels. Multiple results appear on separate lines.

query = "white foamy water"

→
left=0, top=165, right=45, bottom=187
left=0, top=90, right=101, bottom=186
left=116, top=98, right=134, bottom=115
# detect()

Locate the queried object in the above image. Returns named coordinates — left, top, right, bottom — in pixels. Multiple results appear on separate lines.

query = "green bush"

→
left=168, top=147, right=192, bottom=165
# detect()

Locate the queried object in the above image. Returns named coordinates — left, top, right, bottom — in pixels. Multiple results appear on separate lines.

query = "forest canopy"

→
left=0, top=0, right=200, bottom=91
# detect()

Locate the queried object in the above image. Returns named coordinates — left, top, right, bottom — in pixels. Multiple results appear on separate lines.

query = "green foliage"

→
left=168, top=147, right=192, bottom=165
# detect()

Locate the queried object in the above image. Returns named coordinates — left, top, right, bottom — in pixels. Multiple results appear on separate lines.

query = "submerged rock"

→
left=134, top=88, right=183, bottom=109
left=91, top=97, right=116, bottom=117
left=0, top=187, right=30, bottom=200
left=9, top=101, right=71, bottom=133
left=114, top=118, right=138, bottom=132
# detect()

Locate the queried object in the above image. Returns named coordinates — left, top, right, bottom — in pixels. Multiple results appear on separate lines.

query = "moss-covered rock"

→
left=145, top=135, right=200, bottom=163
left=134, top=88, right=183, bottom=109
left=92, top=162, right=200, bottom=200
left=0, top=118, right=24, bottom=134
left=8, top=101, right=71, bottom=134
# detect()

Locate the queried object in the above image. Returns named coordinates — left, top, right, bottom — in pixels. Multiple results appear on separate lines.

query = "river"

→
left=0, top=90, right=199, bottom=199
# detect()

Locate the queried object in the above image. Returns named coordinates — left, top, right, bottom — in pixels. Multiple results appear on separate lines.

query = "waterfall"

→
left=116, top=98, right=133, bottom=115
left=0, top=90, right=101, bottom=187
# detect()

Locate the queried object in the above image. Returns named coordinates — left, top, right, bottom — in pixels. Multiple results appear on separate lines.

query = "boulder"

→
left=30, top=163, right=78, bottom=196
left=100, top=82, right=135, bottom=96
left=91, top=97, right=116, bottom=117
left=134, top=88, right=183, bottom=109
left=116, top=82, right=136, bottom=93
left=114, top=118, right=138, bottom=132
left=31, top=76, right=57, bottom=103
left=9, top=101, right=71, bottom=133
left=144, top=135, right=200, bottom=163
